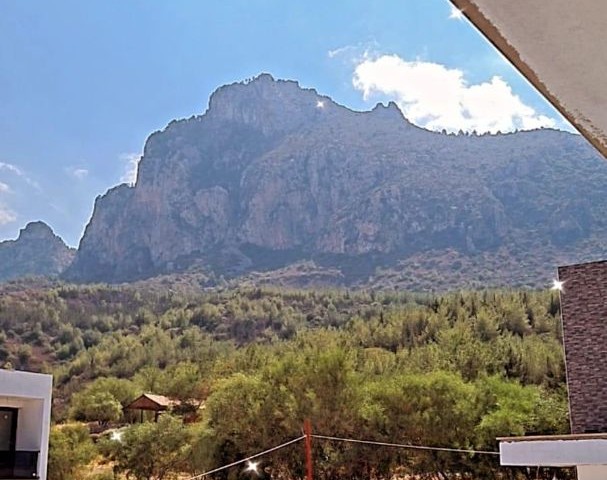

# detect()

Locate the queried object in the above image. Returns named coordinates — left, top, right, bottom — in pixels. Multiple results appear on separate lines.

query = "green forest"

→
left=0, top=281, right=571, bottom=480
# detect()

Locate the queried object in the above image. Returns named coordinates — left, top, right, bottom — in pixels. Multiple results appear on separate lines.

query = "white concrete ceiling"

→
left=449, top=0, right=607, bottom=159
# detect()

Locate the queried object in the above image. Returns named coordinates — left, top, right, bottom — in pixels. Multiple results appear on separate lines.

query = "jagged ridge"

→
left=63, top=74, right=607, bottom=287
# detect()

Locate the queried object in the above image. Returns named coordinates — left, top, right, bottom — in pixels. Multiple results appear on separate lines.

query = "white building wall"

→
left=0, top=370, right=53, bottom=480
left=578, top=465, right=607, bottom=480
left=16, top=400, right=45, bottom=451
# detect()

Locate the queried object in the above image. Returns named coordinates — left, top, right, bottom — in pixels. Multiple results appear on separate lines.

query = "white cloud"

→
left=66, top=167, right=89, bottom=180
left=0, top=165, right=22, bottom=226
left=0, top=162, right=24, bottom=176
left=449, top=5, right=465, bottom=20
left=0, top=205, right=16, bottom=225
left=352, top=54, right=557, bottom=134
left=327, top=40, right=380, bottom=63
left=328, top=45, right=363, bottom=59
left=120, top=153, right=141, bottom=185
left=0, top=161, right=40, bottom=190
left=328, top=46, right=351, bottom=59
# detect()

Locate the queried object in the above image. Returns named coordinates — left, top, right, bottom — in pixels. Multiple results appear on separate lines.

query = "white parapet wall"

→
left=499, top=434, right=607, bottom=480
left=0, top=369, right=53, bottom=480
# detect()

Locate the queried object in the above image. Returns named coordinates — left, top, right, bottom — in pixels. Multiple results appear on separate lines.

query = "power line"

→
left=312, top=434, right=500, bottom=456
left=186, top=435, right=305, bottom=480
left=185, top=431, right=500, bottom=480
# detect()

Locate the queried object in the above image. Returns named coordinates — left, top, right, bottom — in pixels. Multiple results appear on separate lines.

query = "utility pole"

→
left=304, top=419, right=313, bottom=480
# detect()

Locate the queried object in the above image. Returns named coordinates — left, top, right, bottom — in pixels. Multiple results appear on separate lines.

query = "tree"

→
left=203, top=373, right=297, bottom=456
left=70, top=377, right=140, bottom=423
left=361, top=371, right=482, bottom=477
left=71, top=391, right=122, bottom=424
left=159, top=362, right=205, bottom=403
left=104, top=415, right=192, bottom=480
left=48, top=425, right=96, bottom=480
left=475, top=376, right=542, bottom=447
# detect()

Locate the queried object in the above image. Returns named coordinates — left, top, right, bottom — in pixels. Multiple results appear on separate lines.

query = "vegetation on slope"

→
left=0, top=282, right=569, bottom=479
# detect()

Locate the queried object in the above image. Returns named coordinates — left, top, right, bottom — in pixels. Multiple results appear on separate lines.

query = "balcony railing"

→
left=0, top=451, right=39, bottom=479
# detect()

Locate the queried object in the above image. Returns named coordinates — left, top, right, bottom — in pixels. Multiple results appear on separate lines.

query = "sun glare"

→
left=551, top=279, right=565, bottom=292
left=245, top=461, right=260, bottom=475
left=449, top=5, right=464, bottom=20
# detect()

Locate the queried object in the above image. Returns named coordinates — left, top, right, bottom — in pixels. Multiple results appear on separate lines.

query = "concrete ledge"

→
left=498, top=433, right=607, bottom=442
left=500, top=437, right=607, bottom=467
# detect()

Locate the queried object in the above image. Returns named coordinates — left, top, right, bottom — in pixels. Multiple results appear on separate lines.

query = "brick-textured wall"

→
left=559, top=260, right=607, bottom=434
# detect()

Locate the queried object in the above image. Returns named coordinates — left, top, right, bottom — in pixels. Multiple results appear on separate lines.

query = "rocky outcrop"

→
left=64, top=74, right=607, bottom=285
left=0, top=222, right=75, bottom=281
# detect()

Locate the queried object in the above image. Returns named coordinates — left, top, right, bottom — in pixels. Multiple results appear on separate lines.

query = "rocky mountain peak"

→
left=205, top=73, right=339, bottom=135
left=17, top=221, right=57, bottom=241
left=370, top=101, right=408, bottom=121
left=0, top=221, right=75, bottom=282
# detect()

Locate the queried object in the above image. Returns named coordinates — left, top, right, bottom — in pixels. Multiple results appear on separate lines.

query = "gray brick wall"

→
left=559, top=260, right=607, bottom=434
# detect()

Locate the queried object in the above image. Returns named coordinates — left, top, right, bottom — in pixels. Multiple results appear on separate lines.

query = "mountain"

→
left=64, top=74, right=607, bottom=289
left=0, top=221, right=75, bottom=281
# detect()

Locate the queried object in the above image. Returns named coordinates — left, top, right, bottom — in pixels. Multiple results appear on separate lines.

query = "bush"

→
left=48, top=424, right=96, bottom=480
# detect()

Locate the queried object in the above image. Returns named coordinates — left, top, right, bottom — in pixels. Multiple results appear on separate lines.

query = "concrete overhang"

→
left=449, top=0, right=607, bottom=159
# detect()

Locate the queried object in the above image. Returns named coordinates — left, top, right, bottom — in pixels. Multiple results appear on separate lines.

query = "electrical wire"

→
left=185, top=431, right=500, bottom=480
left=185, top=435, right=305, bottom=480
left=312, top=434, right=500, bottom=456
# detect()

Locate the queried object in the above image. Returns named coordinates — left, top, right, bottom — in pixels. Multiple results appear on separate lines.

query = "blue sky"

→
left=0, top=0, right=569, bottom=246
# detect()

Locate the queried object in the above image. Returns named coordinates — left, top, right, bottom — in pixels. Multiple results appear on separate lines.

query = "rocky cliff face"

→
left=65, top=74, right=607, bottom=286
left=0, top=222, right=75, bottom=281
